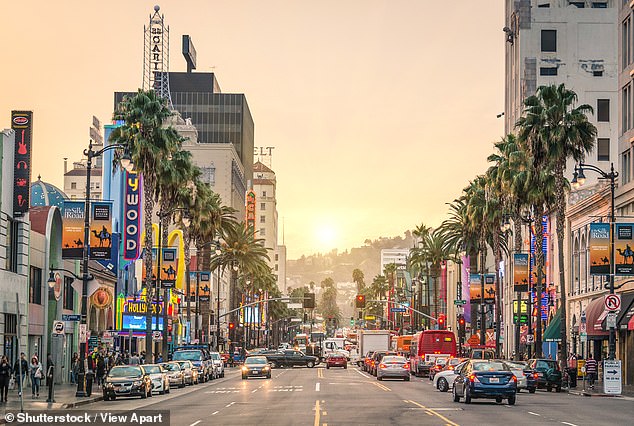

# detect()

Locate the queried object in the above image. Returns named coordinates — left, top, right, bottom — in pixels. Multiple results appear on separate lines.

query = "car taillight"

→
left=449, top=366, right=454, bottom=370
left=533, top=373, right=539, bottom=379
left=379, top=364, right=387, bottom=369
left=468, top=374, right=479, bottom=383
left=512, top=375, right=517, bottom=382
left=403, top=364, right=409, bottom=369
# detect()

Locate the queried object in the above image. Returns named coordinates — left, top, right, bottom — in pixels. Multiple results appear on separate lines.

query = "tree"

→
left=352, top=269, right=365, bottom=293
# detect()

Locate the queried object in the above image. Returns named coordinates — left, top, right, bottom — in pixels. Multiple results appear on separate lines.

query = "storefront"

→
left=616, top=292, right=634, bottom=386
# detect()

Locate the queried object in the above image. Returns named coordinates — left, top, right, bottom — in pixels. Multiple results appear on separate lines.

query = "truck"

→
left=264, top=349, right=319, bottom=368
left=355, top=330, right=391, bottom=367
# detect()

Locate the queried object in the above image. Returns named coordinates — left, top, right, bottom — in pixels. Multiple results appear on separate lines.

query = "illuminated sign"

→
left=123, top=299, right=164, bottom=315
left=89, top=201, right=112, bottom=259
left=124, top=171, right=141, bottom=260
left=11, top=111, right=32, bottom=217
left=122, top=314, right=163, bottom=331
left=246, top=190, right=256, bottom=232
left=62, top=201, right=85, bottom=259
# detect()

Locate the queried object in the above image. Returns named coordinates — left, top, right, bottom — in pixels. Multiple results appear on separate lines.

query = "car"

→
left=369, top=351, right=398, bottom=376
left=468, top=347, right=496, bottom=360
left=172, top=348, right=212, bottom=382
left=526, top=358, right=563, bottom=392
left=175, top=360, right=198, bottom=385
left=429, top=357, right=448, bottom=381
left=210, top=351, right=225, bottom=378
left=161, top=362, right=186, bottom=388
left=376, top=355, right=410, bottom=381
left=505, top=361, right=529, bottom=392
left=265, top=350, right=319, bottom=368
left=143, top=364, right=170, bottom=395
left=363, top=351, right=375, bottom=372
left=278, top=343, right=291, bottom=350
left=326, top=353, right=347, bottom=369
left=433, top=359, right=468, bottom=392
left=242, top=356, right=272, bottom=379
left=452, top=360, right=517, bottom=405
left=103, top=365, right=153, bottom=401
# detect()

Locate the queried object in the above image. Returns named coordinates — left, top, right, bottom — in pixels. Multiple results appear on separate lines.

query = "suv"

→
left=468, top=348, right=496, bottom=360
left=210, top=351, right=225, bottom=378
left=526, top=358, right=563, bottom=392
left=370, top=351, right=398, bottom=376
left=172, top=347, right=213, bottom=382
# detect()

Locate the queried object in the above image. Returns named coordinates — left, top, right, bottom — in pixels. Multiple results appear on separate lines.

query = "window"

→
left=597, top=99, right=610, bottom=122
left=593, top=70, right=603, bottom=77
left=29, top=266, right=42, bottom=305
left=262, top=191, right=267, bottom=197
left=597, top=138, right=610, bottom=161
left=623, top=84, right=632, bottom=133
left=6, top=218, right=18, bottom=273
left=259, top=228, right=266, bottom=236
left=275, top=254, right=279, bottom=261
left=260, top=215, right=266, bottom=223
left=200, top=166, right=216, bottom=185
left=63, top=276, right=74, bottom=310
left=623, top=150, right=632, bottom=184
left=71, top=182, right=77, bottom=190
left=538, top=2, right=550, bottom=6
left=541, top=30, right=557, bottom=52
left=623, top=17, right=631, bottom=69
left=260, top=203, right=266, bottom=211
left=568, top=1, right=585, bottom=7
left=591, top=2, right=607, bottom=8
left=540, top=67, right=557, bottom=76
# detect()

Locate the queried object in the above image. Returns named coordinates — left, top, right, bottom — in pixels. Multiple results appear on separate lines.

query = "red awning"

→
left=584, top=296, right=609, bottom=338
left=629, top=315, right=634, bottom=331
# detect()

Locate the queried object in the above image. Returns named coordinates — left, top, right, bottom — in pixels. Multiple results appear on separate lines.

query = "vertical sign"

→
left=614, top=223, right=634, bottom=276
left=89, top=201, right=113, bottom=259
left=469, top=274, right=482, bottom=300
left=141, top=249, right=159, bottom=283
left=160, top=248, right=178, bottom=287
left=246, top=189, right=256, bottom=233
left=189, top=272, right=197, bottom=302
left=62, top=201, right=86, bottom=259
left=484, top=274, right=496, bottom=300
left=198, top=272, right=211, bottom=301
left=124, top=171, right=141, bottom=261
left=513, top=253, right=529, bottom=292
left=11, top=111, right=32, bottom=217
left=589, top=223, right=611, bottom=275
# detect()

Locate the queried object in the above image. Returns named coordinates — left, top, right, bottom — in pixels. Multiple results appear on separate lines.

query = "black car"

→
left=103, top=365, right=153, bottom=401
left=452, top=360, right=517, bottom=405
left=526, top=359, right=563, bottom=392
left=242, top=356, right=272, bottom=379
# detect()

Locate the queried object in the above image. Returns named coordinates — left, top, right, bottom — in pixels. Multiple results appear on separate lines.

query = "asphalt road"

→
left=72, top=365, right=634, bottom=426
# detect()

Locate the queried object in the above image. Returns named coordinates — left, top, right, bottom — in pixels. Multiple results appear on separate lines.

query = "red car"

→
left=326, top=353, right=347, bottom=369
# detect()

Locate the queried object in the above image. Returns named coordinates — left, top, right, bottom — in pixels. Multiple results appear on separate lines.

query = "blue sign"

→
left=62, top=314, right=80, bottom=321
left=391, top=307, right=406, bottom=313
left=122, top=314, right=163, bottom=331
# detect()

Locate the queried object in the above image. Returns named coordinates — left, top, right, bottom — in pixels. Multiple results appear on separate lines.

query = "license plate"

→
left=253, top=371, right=260, bottom=374
left=538, top=373, right=544, bottom=377
left=489, top=377, right=499, bottom=383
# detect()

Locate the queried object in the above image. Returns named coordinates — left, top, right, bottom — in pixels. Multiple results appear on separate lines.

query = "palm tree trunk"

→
left=183, top=227, right=192, bottom=338
left=494, top=231, right=502, bottom=358
left=555, top=165, right=568, bottom=367
left=143, top=178, right=155, bottom=364
left=513, top=213, right=523, bottom=253
left=534, top=204, right=546, bottom=359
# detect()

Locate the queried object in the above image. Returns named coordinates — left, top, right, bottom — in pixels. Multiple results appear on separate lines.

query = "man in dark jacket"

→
left=13, top=353, right=28, bottom=397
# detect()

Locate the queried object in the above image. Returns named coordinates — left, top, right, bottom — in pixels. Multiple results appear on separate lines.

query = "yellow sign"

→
left=364, top=315, right=375, bottom=320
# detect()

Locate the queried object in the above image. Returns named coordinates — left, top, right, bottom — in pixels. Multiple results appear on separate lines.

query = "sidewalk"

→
left=1, top=382, right=102, bottom=418
left=567, top=379, right=634, bottom=398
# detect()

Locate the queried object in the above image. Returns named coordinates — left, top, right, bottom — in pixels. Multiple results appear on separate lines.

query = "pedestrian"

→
left=29, top=355, right=42, bottom=398
left=13, top=352, right=27, bottom=397
left=585, top=354, right=598, bottom=389
left=96, top=354, right=105, bottom=388
left=0, top=355, right=12, bottom=402
left=46, top=353, right=54, bottom=388
left=129, top=352, right=140, bottom=366
left=71, top=352, right=79, bottom=384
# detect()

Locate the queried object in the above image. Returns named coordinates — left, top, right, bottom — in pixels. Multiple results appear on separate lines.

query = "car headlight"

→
left=132, top=380, right=142, bottom=387
left=105, top=383, right=114, bottom=389
left=241, top=366, right=249, bottom=372
left=263, top=366, right=270, bottom=371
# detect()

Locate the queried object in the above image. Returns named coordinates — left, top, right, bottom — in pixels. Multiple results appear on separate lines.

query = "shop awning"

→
left=584, top=296, right=609, bottom=339
left=617, top=292, right=634, bottom=331
left=543, top=309, right=562, bottom=342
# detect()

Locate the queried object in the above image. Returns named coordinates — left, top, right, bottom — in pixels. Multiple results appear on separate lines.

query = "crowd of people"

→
left=0, top=352, right=55, bottom=401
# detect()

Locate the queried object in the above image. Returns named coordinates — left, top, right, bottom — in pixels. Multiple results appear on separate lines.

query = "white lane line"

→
left=528, top=412, right=541, bottom=416
left=211, top=411, right=219, bottom=415
left=189, top=421, right=201, bottom=426
left=226, top=402, right=235, bottom=408
left=316, top=382, right=320, bottom=392
left=355, top=369, right=371, bottom=379
left=561, top=423, right=578, bottom=426
left=251, top=389, right=258, bottom=393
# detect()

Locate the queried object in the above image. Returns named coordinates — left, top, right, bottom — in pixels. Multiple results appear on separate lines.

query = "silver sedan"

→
left=376, top=356, right=410, bottom=381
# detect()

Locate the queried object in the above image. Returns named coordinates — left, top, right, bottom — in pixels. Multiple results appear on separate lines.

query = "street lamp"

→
left=571, top=162, right=618, bottom=360
left=73, top=140, right=132, bottom=397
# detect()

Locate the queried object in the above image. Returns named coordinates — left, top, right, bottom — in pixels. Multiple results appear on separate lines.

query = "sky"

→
left=0, top=1, right=505, bottom=259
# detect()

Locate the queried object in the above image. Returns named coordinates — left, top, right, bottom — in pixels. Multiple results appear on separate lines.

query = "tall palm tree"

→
left=110, top=89, right=182, bottom=363
left=352, top=269, right=365, bottom=294
left=517, top=83, right=596, bottom=366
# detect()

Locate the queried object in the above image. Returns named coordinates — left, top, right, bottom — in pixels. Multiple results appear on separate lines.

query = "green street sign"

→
left=454, top=300, right=467, bottom=305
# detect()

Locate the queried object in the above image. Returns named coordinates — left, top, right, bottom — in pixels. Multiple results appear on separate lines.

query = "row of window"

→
left=29, top=267, right=74, bottom=310
left=540, top=1, right=609, bottom=8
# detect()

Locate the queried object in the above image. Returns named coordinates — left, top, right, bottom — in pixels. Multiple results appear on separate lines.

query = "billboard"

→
left=89, top=201, right=112, bottom=259
left=513, top=253, right=529, bottom=292
left=589, top=223, right=611, bottom=275
left=615, top=223, right=634, bottom=276
left=11, top=111, right=32, bottom=217
left=62, top=201, right=86, bottom=259
left=123, top=171, right=141, bottom=260
left=122, top=314, right=163, bottom=331
left=469, top=274, right=495, bottom=301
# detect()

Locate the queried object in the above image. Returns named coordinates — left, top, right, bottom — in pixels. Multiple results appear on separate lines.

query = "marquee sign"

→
left=246, top=190, right=256, bottom=232
left=11, top=111, right=32, bottom=217
left=123, top=171, right=141, bottom=260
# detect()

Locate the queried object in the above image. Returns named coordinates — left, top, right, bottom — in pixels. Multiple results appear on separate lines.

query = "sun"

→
left=315, top=223, right=337, bottom=251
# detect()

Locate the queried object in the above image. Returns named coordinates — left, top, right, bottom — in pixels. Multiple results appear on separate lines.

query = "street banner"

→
left=246, top=189, right=256, bottom=234
left=123, top=170, right=142, bottom=261
left=159, top=248, right=178, bottom=287
left=89, top=201, right=113, bottom=259
left=11, top=111, right=33, bottom=217
left=513, top=253, right=529, bottom=292
left=615, top=223, right=634, bottom=275
left=484, top=274, right=495, bottom=300
left=469, top=274, right=495, bottom=301
left=198, top=272, right=211, bottom=301
left=188, top=272, right=197, bottom=302
left=589, top=223, right=611, bottom=275
left=62, top=201, right=85, bottom=259
left=141, top=248, right=158, bottom=283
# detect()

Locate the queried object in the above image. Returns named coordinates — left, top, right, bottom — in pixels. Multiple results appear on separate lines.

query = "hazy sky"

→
left=0, top=1, right=504, bottom=259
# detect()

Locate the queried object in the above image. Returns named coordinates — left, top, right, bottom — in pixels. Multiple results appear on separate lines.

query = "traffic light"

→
left=303, top=292, right=315, bottom=309
left=355, top=294, right=366, bottom=309
left=228, top=322, right=235, bottom=331
left=438, top=314, right=446, bottom=330
left=458, top=315, right=466, bottom=337
left=350, top=317, right=354, bottom=326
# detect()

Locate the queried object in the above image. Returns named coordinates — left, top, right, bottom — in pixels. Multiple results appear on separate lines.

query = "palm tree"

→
left=352, top=269, right=365, bottom=294
left=517, top=83, right=596, bottom=366
left=110, top=89, right=182, bottom=363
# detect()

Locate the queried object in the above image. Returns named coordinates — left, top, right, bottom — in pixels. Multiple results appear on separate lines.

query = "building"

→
left=504, top=0, right=618, bottom=359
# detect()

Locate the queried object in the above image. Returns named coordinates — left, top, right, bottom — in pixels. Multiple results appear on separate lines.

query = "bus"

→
left=409, top=330, right=457, bottom=377
left=392, top=335, right=413, bottom=356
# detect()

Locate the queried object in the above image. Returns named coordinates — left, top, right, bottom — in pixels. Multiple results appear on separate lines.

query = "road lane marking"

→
left=373, top=382, right=391, bottom=392
left=251, top=389, right=258, bottom=393
left=189, top=421, right=201, bottom=426
left=561, top=423, right=578, bottom=426
left=405, top=400, right=460, bottom=426
left=316, top=382, right=320, bottom=392
left=314, top=400, right=321, bottom=426
left=226, top=402, right=235, bottom=408
left=212, top=411, right=219, bottom=415
left=355, top=369, right=371, bottom=379
left=528, top=412, right=540, bottom=416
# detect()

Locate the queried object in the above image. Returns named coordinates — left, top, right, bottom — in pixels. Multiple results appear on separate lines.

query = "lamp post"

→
left=572, top=162, right=618, bottom=360
left=69, top=140, right=132, bottom=397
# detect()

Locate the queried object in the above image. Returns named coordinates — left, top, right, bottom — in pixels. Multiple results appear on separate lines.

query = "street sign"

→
left=526, top=335, right=534, bottom=343
left=607, top=313, right=617, bottom=329
left=580, top=332, right=587, bottom=343
left=365, top=315, right=375, bottom=320
left=603, top=360, right=622, bottom=395
left=152, top=331, right=163, bottom=341
left=52, top=320, right=65, bottom=335
left=467, top=335, right=479, bottom=345
left=604, top=294, right=621, bottom=311
left=454, top=300, right=466, bottom=305
left=390, top=307, right=406, bottom=313
left=287, top=303, right=303, bottom=309
left=62, top=314, right=80, bottom=321
left=79, top=324, right=87, bottom=343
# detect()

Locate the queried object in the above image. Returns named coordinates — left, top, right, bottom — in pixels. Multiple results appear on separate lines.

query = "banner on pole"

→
left=89, top=201, right=113, bottom=259
left=513, top=253, right=529, bottom=292
left=589, top=223, right=611, bottom=275
left=615, top=223, right=634, bottom=276
left=62, top=201, right=85, bottom=259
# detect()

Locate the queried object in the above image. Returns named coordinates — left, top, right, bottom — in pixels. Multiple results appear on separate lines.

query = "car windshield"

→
left=109, top=366, right=142, bottom=378
left=382, top=356, right=406, bottom=363
left=210, top=353, right=221, bottom=360
left=173, top=351, right=202, bottom=361
left=176, top=361, right=190, bottom=368
left=246, top=357, right=267, bottom=365
left=161, top=363, right=180, bottom=371
left=143, top=365, right=161, bottom=374
left=536, top=360, right=557, bottom=370
left=472, top=362, right=509, bottom=372
left=506, top=362, right=526, bottom=370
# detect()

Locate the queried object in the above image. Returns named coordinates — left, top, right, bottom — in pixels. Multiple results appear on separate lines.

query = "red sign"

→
left=605, top=294, right=621, bottom=311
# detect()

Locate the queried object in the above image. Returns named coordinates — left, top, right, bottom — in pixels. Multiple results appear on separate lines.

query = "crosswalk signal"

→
left=355, top=294, right=366, bottom=309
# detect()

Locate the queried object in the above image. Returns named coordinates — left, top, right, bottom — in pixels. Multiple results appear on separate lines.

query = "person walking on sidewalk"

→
left=585, top=354, right=598, bottom=389
left=0, top=355, right=12, bottom=402
left=29, top=355, right=42, bottom=398
left=13, top=353, right=27, bottom=397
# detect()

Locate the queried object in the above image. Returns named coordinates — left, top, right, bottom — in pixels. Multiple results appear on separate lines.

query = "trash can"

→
left=567, top=367, right=577, bottom=388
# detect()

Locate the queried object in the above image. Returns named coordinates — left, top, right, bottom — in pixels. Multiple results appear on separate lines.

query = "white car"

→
left=143, top=364, right=170, bottom=395
left=506, top=361, right=528, bottom=391
left=433, top=360, right=468, bottom=392
left=210, top=351, right=225, bottom=378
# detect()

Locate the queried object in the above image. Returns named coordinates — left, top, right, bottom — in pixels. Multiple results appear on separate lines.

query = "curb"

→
left=63, top=395, right=104, bottom=408
left=568, top=390, right=621, bottom=397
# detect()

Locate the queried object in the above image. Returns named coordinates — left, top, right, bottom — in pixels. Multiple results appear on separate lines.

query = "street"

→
left=69, top=365, right=634, bottom=426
